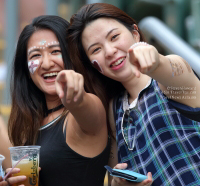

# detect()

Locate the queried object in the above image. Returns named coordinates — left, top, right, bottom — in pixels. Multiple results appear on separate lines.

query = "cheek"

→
left=51, top=55, right=64, bottom=68
left=30, top=74, right=44, bottom=92
left=120, top=39, right=132, bottom=50
left=60, top=60, right=65, bottom=68
left=28, top=59, right=40, bottom=74
left=56, top=54, right=62, bottom=58
left=30, top=74, right=38, bottom=87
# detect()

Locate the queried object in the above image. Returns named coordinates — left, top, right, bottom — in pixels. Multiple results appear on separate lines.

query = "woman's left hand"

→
left=128, top=43, right=160, bottom=78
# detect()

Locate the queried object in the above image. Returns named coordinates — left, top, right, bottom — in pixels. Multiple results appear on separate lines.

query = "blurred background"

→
left=0, top=0, right=200, bottom=184
left=1, top=0, right=200, bottom=118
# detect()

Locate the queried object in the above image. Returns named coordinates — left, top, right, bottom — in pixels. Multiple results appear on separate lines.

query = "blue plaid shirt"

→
left=115, top=79, right=200, bottom=186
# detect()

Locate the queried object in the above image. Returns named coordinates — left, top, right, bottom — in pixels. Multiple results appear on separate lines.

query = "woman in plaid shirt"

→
left=67, top=3, right=200, bottom=186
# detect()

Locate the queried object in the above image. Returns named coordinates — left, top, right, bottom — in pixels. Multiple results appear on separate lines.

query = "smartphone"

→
left=105, top=165, right=147, bottom=182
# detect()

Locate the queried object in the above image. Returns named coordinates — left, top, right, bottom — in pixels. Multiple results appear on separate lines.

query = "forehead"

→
left=27, top=29, right=58, bottom=49
left=82, top=18, right=125, bottom=43
left=84, top=18, right=124, bottom=34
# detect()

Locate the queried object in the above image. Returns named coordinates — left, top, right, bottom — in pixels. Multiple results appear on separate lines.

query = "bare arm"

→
left=129, top=45, right=200, bottom=108
left=0, top=116, right=12, bottom=169
left=149, top=54, right=200, bottom=107
left=55, top=70, right=107, bottom=135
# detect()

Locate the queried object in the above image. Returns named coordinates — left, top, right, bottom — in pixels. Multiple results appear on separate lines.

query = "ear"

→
left=131, top=24, right=140, bottom=42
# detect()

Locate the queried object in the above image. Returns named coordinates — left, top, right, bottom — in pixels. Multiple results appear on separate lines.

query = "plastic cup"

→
left=9, top=146, right=41, bottom=186
left=0, top=154, right=5, bottom=167
left=0, top=154, right=5, bottom=177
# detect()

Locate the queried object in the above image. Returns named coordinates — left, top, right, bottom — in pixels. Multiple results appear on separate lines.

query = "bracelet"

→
left=131, top=41, right=149, bottom=49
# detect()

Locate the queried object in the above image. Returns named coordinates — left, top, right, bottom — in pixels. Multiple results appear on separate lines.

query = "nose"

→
left=104, top=43, right=117, bottom=58
left=41, top=54, right=55, bottom=69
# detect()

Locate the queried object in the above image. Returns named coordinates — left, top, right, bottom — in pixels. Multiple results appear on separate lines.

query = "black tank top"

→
left=36, top=116, right=111, bottom=186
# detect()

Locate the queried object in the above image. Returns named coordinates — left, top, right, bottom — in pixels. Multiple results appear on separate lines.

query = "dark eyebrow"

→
left=28, top=44, right=60, bottom=56
left=48, top=44, right=60, bottom=49
left=106, top=28, right=118, bottom=38
left=87, top=28, right=118, bottom=51
left=28, top=49, right=40, bottom=56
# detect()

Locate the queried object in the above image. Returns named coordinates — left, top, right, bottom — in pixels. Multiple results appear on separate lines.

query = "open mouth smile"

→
left=110, top=57, right=126, bottom=67
left=43, top=72, right=59, bottom=80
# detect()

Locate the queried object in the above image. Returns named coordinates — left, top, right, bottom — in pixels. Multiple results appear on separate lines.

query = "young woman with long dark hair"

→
left=8, top=15, right=110, bottom=186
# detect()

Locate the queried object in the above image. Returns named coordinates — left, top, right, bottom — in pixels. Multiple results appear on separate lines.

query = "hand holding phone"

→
left=105, top=165, right=147, bottom=182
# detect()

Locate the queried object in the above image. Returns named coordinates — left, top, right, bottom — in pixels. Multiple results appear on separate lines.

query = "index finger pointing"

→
left=55, top=72, right=67, bottom=98
left=56, top=71, right=67, bottom=83
left=128, top=48, right=137, bottom=63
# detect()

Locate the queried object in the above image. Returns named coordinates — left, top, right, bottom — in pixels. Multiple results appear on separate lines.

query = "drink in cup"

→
left=9, top=146, right=41, bottom=186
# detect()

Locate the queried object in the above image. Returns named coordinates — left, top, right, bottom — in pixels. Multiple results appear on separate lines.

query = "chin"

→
left=44, top=89, right=57, bottom=96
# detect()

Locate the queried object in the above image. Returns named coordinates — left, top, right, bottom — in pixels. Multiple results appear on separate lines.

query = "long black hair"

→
left=8, top=15, right=71, bottom=145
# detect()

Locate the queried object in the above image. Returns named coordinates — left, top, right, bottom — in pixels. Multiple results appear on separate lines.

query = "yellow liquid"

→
left=12, top=159, right=39, bottom=186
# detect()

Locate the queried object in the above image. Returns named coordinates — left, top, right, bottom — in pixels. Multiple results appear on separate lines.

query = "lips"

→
left=42, top=71, right=59, bottom=80
left=110, top=57, right=126, bottom=67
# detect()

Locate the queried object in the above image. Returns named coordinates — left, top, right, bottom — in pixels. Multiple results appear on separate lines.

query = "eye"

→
left=30, top=54, right=41, bottom=59
left=52, top=50, right=61, bottom=54
left=92, top=47, right=100, bottom=54
left=111, top=34, right=119, bottom=41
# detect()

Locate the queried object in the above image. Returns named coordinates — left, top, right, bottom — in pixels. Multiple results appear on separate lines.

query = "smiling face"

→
left=82, top=18, right=140, bottom=81
left=27, top=29, right=64, bottom=96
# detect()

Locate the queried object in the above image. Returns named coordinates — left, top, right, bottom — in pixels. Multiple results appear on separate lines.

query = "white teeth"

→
left=111, top=57, right=125, bottom=67
left=43, top=72, right=58, bottom=78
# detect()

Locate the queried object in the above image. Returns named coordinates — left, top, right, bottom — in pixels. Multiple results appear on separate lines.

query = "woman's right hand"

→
left=55, top=70, right=84, bottom=107
left=128, top=43, right=159, bottom=78
left=0, top=168, right=26, bottom=186
left=111, top=163, right=153, bottom=186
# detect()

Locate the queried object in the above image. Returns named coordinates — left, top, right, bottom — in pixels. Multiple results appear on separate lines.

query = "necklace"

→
left=45, top=104, right=64, bottom=117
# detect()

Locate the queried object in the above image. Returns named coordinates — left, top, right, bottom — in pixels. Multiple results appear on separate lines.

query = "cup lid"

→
left=9, top=145, right=41, bottom=150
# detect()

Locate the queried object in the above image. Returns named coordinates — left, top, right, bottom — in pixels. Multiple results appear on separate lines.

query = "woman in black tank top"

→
left=7, top=15, right=111, bottom=186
